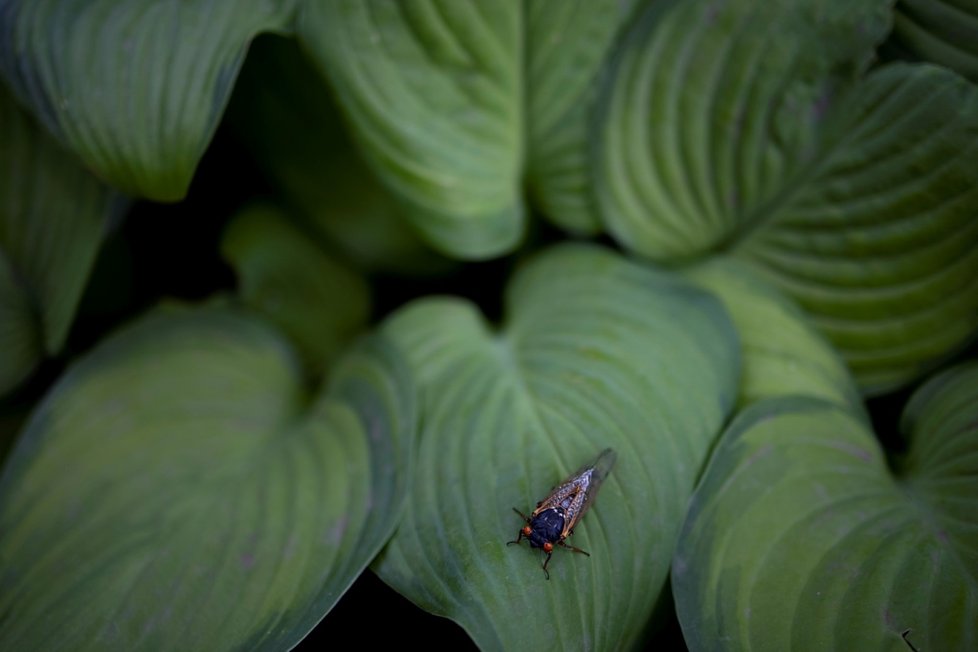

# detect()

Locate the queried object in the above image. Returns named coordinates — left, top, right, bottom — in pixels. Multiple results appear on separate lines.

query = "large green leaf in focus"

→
left=673, top=363, right=978, bottom=651
left=595, top=0, right=978, bottom=393
left=375, top=244, right=739, bottom=649
left=0, top=304, right=414, bottom=651
left=0, top=81, right=117, bottom=395
left=0, top=0, right=297, bottom=200
left=229, top=35, right=444, bottom=275
left=685, top=257, right=863, bottom=416
left=893, top=0, right=978, bottom=81
left=297, top=1, right=636, bottom=258
left=221, top=203, right=371, bottom=378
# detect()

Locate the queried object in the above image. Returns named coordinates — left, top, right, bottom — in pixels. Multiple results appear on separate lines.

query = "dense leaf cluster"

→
left=1, top=1, right=976, bottom=650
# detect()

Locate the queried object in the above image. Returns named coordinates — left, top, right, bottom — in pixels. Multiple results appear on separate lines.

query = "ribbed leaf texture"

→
left=0, top=0, right=297, bottom=199
left=374, top=244, right=739, bottom=650
left=594, top=0, right=978, bottom=393
left=0, top=305, right=415, bottom=651
left=674, top=362, right=978, bottom=651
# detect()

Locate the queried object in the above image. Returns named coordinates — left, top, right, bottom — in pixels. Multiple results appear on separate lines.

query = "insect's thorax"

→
left=527, top=508, right=565, bottom=548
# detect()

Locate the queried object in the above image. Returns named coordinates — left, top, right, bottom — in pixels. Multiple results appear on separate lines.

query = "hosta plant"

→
left=1, top=0, right=976, bottom=650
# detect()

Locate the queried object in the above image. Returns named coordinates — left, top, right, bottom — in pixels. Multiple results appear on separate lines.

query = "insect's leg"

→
left=511, top=507, right=530, bottom=521
left=541, top=552, right=552, bottom=580
left=507, top=508, right=530, bottom=546
left=559, top=541, right=591, bottom=557
left=901, top=629, right=919, bottom=652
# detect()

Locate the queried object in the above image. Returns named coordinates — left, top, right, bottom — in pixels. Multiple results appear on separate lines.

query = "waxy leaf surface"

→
left=674, top=363, right=978, bottom=651
left=0, top=305, right=414, bottom=651
left=0, top=81, right=117, bottom=395
left=594, top=0, right=978, bottom=392
left=375, top=244, right=739, bottom=650
left=0, top=0, right=296, bottom=199
left=298, top=1, right=636, bottom=258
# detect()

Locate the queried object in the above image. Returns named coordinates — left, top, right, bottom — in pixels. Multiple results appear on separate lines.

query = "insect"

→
left=507, top=448, right=616, bottom=579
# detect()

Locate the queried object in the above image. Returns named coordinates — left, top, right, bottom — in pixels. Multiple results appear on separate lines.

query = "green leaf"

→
left=685, top=257, right=864, bottom=416
left=375, top=244, right=739, bottom=649
left=525, top=0, right=641, bottom=235
left=0, top=0, right=297, bottom=200
left=230, top=35, right=445, bottom=275
left=735, top=64, right=978, bottom=394
left=594, top=0, right=978, bottom=393
left=0, top=81, right=118, bottom=395
left=893, top=0, right=978, bottom=82
left=673, top=363, right=978, bottom=651
left=0, top=249, right=39, bottom=394
left=221, top=203, right=371, bottom=378
left=297, top=1, right=634, bottom=258
left=0, top=304, right=415, bottom=651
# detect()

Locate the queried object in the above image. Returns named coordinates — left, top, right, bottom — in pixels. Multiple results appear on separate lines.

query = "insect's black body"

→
left=507, top=448, right=616, bottom=579
left=524, top=507, right=565, bottom=549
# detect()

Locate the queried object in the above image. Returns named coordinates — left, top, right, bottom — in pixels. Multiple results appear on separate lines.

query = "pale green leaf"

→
left=594, top=0, right=978, bottom=393
left=221, top=203, right=371, bottom=377
left=375, top=243, right=739, bottom=650
left=0, top=0, right=297, bottom=199
left=673, top=363, right=978, bottom=651
left=525, top=0, right=640, bottom=234
left=0, top=81, right=118, bottom=395
left=685, top=257, right=864, bottom=416
left=0, top=304, right=415, bottom=651
left=297, top=1, right=634, bottom=258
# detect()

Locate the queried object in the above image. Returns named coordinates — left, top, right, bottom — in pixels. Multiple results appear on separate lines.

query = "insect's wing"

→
left=561, top=448, right=617, bottom=536
left=586, top=448, right=617, bottom=485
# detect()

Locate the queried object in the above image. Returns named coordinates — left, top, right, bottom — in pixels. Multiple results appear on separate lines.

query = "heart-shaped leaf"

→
left=221, top=203, right=371, bottom=378
left=0, top=0, right=297, bottom=200
left=0, top=304, right=414, bottom=651
left=685, top=257, right=864, bottom=416
left=0, top=80, right=119, bottom=395
left=594, top=0, right=978, bottom=393
left=297, top=1, right=635, bottom=258
left=374, top=244, right=739, bottom=649
left=893, top=0, right=978, bottom=81
left=673, top=362, right=978, bottom=651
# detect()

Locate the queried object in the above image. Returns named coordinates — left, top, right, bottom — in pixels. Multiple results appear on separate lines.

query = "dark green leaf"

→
left=221, top=203, right=371, bottom=377
left=594, top=0, right=978, bottom=392
left=375, top=243, right=739, bottom=649
left=229, top=35, right=445, bottom=275
left=0, top=81, right=118, bottom=395
left=0, top=304, right=415, bottom=651
left=0, top=0, right=297, bottom=199
left=674, top=363, right=978, bottom=651
left=893, top=0, right=978, bottom=81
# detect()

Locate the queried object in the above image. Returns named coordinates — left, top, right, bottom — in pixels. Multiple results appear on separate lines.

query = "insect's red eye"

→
left=522, top=525, right=532, bottom=536
left=543, top=542, right=554, bottom=553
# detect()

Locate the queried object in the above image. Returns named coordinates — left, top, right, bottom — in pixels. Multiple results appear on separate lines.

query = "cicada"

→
left=507, top=448, right=616, bottom=579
